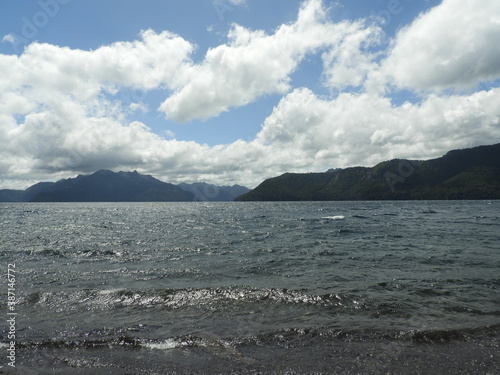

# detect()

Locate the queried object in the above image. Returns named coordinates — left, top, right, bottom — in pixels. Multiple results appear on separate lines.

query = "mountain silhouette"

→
left=0, top=170, right=194, bottom=202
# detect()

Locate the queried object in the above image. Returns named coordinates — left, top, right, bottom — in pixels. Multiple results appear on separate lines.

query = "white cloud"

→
left=322, top=22, right=382, bottom=90
left=227, top=0, right=246, bottom=5
left=381, top=0, right=500, bottom=91
left=2, top=34, right=17, bottom=44
left=158, top=0, right=354, bottom=122
left=0, top=29, right=198, bottom=185
left=128, top=102, right=148, bottom=114
left=254, top=87, right=500, bottom=172
left=14, top=29, right=191, bottom=93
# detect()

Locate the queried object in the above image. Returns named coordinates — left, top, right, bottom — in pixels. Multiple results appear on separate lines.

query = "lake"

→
left=1, top=201, right=499, bottom=374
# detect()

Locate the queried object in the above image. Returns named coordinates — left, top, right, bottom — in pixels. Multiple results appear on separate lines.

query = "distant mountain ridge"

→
left=236, top=143, right=500, bottom=201
left=0, top=170, right=249, bottom=202
left=178, top=182, right=250, bottom=202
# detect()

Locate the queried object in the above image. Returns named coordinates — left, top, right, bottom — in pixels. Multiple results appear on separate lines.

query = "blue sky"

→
left=1, top=0, right=499, bottom=188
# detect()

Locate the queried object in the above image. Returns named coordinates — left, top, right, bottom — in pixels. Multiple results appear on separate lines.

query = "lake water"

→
left=0, top=201, right=499, bottom=374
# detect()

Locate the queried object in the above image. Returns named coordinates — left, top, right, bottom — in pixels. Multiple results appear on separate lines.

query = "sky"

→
left=1, top=0, right=499, bottom=189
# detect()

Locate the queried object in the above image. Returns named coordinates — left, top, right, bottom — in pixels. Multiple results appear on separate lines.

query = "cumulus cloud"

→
left=381, top=0, right=500, bottom=91
left=0, top=29, right=193, bottom=96
left=0, top=29, right=197, bottom=186
left=159, top=0, right=356, bottom=122
left=321, top=23, right=383, bottom=90
left=254, top=87, right=500, bottom=172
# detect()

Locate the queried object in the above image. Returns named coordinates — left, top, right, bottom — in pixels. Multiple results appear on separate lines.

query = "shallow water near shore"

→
left=1, top=201, right=499, bottom=374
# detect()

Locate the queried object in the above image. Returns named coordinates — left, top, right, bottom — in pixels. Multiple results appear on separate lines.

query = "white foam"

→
left=143, top=339, right=178, bottom=350
left=322, top=215, right=345, bottom=220
left=98, top=288, right=123, bottom=295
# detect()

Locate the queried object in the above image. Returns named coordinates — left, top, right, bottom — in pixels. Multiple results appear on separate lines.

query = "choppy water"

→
left=1, top=201, right=499, bottom=374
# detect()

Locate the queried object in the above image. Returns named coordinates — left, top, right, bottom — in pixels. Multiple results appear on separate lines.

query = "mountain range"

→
left=2, top=144, right=499, bottom=202
left=0, top=170, right=249, bottom=202
left=236, top=143, right=500, bottom=201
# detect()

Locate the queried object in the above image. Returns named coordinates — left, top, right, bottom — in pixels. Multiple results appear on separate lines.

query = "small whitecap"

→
left=143, top=339, right=179, bottom=350
left=322, top=215, right=345, bottom=220
left=98, top=288, right=123, bottom=295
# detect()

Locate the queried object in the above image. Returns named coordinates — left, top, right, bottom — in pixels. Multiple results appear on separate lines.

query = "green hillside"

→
left=236, top=144, right=500, bottom=201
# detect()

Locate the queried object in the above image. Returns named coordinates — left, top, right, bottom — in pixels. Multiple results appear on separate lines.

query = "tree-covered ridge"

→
left=236, top=144, right=500, bottom=201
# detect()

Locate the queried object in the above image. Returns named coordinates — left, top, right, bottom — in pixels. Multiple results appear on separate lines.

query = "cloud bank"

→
left=1, top=0, right=499, bottom=189
left=382, top=0, right=500, bottom=91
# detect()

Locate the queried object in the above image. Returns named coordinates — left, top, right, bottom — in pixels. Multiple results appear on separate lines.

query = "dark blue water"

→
left=1, top=201, right=499, bottom=374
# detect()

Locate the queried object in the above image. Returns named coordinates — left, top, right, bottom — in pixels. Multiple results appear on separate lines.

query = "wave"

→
left=244, top=324, right=500, bottom=346
left=15, top=333, right=253, bottom=365
left=15, top=248, right=125, bottom=259
left=21, top=287, right=361, bottom=312
left=14, top=324, right=500, bottom=353
left=352, top=214, right=369, bottom=219
left=21, top=284, right=498, bottom=322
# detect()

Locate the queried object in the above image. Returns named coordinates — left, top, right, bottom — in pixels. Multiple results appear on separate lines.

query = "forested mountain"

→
left=236, top=144, right=500, bottom=201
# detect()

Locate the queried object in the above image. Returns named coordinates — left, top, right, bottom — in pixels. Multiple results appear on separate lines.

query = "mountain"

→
left=0, top=182, right=65, bottom=202
left=236, top=144, right=500, bottom=201
left=0, top=170, right=252, bottom=202
left=0, top=189, right=25, bottom=202
left=178, top=182, right=250, bottom=202
left=0, top=170, right=194, bottom=202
